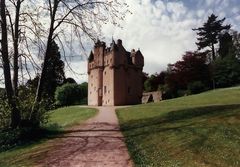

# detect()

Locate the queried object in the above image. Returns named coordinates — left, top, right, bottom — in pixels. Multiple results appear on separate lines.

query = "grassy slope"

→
left=0, top=106, right=97, bottom=167
left=117, top=87, right=240, bottom=167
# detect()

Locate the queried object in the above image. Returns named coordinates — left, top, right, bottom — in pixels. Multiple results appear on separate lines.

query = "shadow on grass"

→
left=120, top=104, right=240, bottom=130
left=120, top=104, right=240, bottom=166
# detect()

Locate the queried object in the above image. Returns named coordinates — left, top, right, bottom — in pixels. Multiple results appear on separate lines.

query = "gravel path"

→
left=37, top=106, right=133, bottom=167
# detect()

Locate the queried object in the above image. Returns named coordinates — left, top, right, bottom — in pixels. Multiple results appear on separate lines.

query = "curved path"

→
left=37, top=106, right=133, bottom=167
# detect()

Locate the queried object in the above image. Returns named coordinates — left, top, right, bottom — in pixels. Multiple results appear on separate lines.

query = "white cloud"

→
left=101, top=0, right=197, bottom=74
left=2, top=0, right=240, bottom=87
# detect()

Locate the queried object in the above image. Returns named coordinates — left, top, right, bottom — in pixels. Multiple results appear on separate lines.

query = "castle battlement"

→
left=88, top=39, right=144, bottom=106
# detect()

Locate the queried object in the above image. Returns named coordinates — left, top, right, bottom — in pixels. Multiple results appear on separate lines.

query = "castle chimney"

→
left=117, top=39, right=122, bottom=46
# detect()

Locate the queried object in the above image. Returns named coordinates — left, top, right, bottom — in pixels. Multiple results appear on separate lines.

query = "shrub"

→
left=188, top=81, right=206, bottom=94
left=213, top=57, right=240, bottom=88
left=55, top=83, right=87, bottom=106
left=0, top=92, right=10, bottom=129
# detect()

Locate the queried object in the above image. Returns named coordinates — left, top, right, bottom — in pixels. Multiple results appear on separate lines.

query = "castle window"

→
left=107, top=60, right=109, bottom=64
left=105, top=71, right=106, bottom=75
left=104, top=86, right=107, bottom=94
left=110, top=58, right=112, bottom=63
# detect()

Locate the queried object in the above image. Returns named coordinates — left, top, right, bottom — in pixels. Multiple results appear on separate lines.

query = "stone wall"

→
left=142, top=91, right=162, bottom=104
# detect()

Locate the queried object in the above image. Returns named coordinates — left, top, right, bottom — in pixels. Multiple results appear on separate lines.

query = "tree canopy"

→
left=193, top=14, right=231, bottom=60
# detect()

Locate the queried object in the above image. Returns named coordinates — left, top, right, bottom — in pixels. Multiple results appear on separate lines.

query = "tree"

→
left=193, top=14, right=231, bottom=61
left=1, top=0, right=21, bottom=128
left=55, top=83, right=88, bottom=106
left=213, top=57, right=240, bottom=88
left=165, top=51, right=211, bottom=96
left=42, top=41, right=65, bottom=99
left=64, top=77, right=77, bottom=84
left=143, top=72, right=167, bottom=92
left=218, top=32, right=234, bottom=58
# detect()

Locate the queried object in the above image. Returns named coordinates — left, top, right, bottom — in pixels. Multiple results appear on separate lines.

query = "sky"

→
left=69, top=0, right=240, bottom=84
left=1, top=0, right=240, bottom=86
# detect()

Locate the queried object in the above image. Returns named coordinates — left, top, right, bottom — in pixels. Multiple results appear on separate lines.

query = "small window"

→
left=104, top=86, right=107, bottom=94
left=105, top=71, right=106, bottom=75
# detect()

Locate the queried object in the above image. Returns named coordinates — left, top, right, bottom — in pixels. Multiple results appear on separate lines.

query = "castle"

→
left=87, top=39, right=144, bottom=106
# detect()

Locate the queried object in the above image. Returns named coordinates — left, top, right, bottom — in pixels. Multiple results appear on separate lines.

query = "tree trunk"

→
left=211, top=43, right=216, bottom=61
left=12, top=0, right=21, bottom=96
left=31, top=1, right=58, bottom=119
left=1, top=0, right=21, bottom=128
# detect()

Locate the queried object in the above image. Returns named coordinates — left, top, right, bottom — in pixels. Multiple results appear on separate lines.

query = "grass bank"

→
left=117, top=87, right=240, bottom=167
left=0, top=106, right=97, bottom=167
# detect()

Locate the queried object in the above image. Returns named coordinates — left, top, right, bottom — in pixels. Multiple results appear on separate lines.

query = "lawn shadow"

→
left=120, top=104, right=240, bottom=132
left=120, top=104, right=240, bottom=166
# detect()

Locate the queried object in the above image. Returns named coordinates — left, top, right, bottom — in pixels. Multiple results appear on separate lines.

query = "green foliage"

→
left=17, top=85, right=49, bottom=126
left=187, top=81, right=206, bottom=94
left=218, top=32, right=234, bottom=58
left=144, top=79, right=152, bottom=92
left=144, top=72, right=166, bottom=92
left=43, top=41, right=65, bottom=99
left=0, top=91, right=10, bottom=129
left=213, top=57, right=240, bottom=88
left=193, top=14, right=231, bottom=60
left=117, top=86, right=240, bottom=167
left=55, top=83, right=88, bottom=106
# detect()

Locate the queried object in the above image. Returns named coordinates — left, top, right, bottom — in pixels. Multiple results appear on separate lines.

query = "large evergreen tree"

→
left=28, top=41, right=65, bottom=100
left=218, top=32, right=234, bottom=58
left=42, top=41, right=65, bottom=99
left=193, top=14, right=231, bottom=61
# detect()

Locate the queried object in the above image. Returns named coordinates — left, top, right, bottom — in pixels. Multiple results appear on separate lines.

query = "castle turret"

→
left=131, top=49, right=144, bottom=69
left=94, top=40, right=106, bottom=67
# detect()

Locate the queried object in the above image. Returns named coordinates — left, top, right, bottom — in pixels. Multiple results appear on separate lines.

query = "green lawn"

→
left=117, top=86, right=240, bottom=167
left=0, top=106, right=97, bottom=167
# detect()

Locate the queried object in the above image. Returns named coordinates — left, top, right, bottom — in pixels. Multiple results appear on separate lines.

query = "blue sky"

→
left=69, top=0, right=240, bottom=83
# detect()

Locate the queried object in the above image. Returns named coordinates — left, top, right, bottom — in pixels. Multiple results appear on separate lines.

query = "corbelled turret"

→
left=131, top=49, right=144, bottom=68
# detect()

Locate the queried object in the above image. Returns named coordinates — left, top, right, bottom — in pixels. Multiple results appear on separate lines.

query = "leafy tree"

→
left=165, top=51, right=211, bottom=96
left=218, top=32, right=234, bottom=58
left=143, top=72, right=166, bottom=92
left=64, top=78, right=77, bottom=84
left=213, top=57, right=240, bottom=88
left=55, top=83, right=88, bottom=106
left=193, top=14, right=231, bottom=61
